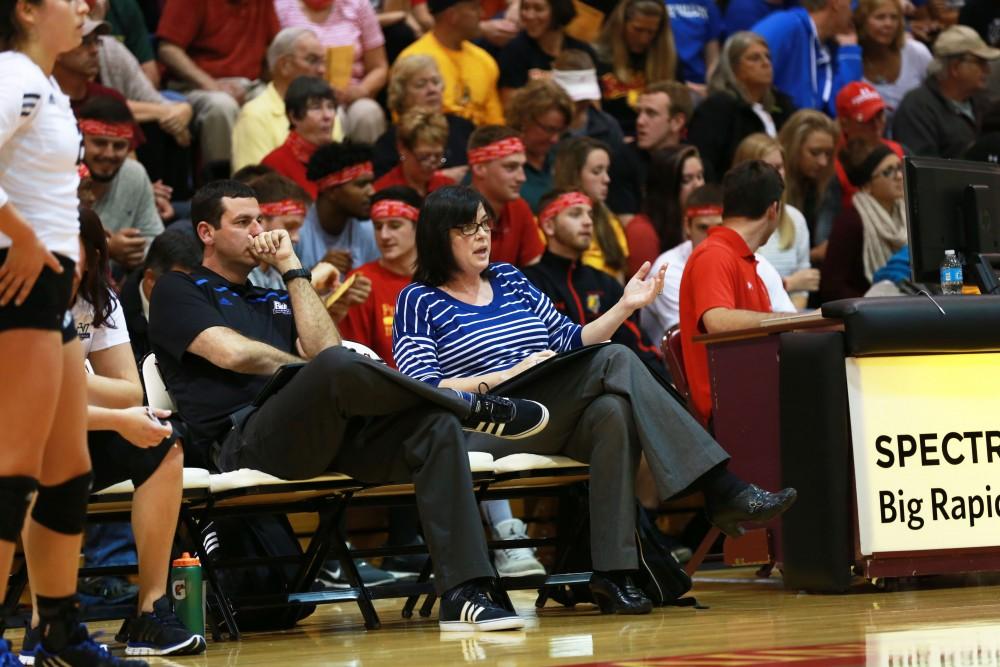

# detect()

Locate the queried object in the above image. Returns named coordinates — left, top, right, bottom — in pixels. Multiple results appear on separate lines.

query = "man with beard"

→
left=78, top=96, right=163, bottom=271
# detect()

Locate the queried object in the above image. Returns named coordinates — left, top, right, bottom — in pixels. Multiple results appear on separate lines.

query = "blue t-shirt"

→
left=294, top=204, right=380, bottom=273
left=723, top=0, right=789, bottom=37
left=667, top=0, right=723, bottom=84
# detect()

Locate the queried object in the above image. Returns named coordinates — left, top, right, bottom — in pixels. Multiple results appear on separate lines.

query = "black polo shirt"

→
left=149, top=267, right=298, bottom=456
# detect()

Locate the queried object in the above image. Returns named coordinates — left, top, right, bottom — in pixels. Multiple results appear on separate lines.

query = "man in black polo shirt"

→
left=148, top=180, right=549, bottom=632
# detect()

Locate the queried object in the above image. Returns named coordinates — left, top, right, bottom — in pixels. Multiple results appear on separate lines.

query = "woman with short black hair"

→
left=393, top=185, right=797, bottom=616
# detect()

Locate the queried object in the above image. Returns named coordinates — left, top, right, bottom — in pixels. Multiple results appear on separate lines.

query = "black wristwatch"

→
left=282, top=268, right=312, bottom=284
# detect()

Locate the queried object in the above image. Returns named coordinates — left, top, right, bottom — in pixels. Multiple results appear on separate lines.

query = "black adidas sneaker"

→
left=115, top=596, right=206, bottom=657
left=33, top=624, right=147, bottom=667
left=439, top=582, right=525, bottom=632
left=461, top=394, right=549, bottom=440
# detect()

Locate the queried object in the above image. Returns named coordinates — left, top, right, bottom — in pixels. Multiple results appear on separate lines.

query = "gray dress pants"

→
left=464, top=344, right=729, bottom=572
left=218, top=346, right=492, bottom=594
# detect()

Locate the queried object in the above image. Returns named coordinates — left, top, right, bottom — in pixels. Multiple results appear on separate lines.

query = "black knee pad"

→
left=31, top=471, right=93, bottom=535
left=0, top=476, right=38, bottom=542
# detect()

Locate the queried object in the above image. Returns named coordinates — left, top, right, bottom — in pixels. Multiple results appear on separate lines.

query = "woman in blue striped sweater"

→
left=393, top=186, right=797, bottom=615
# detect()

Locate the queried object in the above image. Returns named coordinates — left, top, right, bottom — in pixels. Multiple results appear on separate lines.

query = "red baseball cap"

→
left=835, top=82, right=886, bottom=123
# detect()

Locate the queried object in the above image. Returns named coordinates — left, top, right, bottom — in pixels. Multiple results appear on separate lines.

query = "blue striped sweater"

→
left=393, top=263, right=584, bottom=386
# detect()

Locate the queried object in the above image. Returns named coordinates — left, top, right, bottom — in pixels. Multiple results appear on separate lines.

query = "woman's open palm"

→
left=621, top=261, right=667, bottom=312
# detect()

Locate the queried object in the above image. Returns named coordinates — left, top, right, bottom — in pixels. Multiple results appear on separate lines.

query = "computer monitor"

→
left=903, top=156, right=1000, bottom=288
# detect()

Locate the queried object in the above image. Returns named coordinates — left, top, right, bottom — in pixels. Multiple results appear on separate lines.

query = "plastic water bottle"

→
left=940, top=249, right=963, bottom=295
left=171, top=552, right=204, bottom=636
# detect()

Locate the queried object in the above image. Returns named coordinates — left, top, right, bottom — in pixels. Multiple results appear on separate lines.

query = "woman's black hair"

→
left=545, top=0, right=578, bottom=30
left=414, top=185, right=494, bottom=286
left=78, top=207, right=118, bottom=330
left=641, top=145, right=699, bottom=253
left=284, top=76, right=335, bottom=124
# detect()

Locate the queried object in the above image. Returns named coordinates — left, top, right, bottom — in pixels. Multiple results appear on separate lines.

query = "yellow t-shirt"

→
left=582, top=211, right=629, bottom=281
left=397, top=33, right=504, bottom=127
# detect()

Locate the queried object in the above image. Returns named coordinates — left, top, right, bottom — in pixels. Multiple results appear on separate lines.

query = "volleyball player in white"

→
left=0, top=1, right=145, bottom=665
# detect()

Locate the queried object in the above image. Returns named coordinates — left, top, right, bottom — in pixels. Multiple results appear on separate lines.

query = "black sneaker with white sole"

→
left=32, top=623, right=147, bottom=667
left=114, top=596, right=206, bottom=657
left=439, top=582, right=525, bottom=632
left=461, top=393, right=549, bottom=440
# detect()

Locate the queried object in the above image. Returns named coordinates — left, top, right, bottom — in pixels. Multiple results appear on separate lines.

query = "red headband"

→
left=467, top=137, right=525, bottom=165
left=539, top=191, right=591, bottom=224
left=371, top=199, right=419, bottom=222
left=78, top=120, right=134, bottom=140
left=685, top=205, right=723, bottom=219
left=259, top=199, right=307, bottom=217
left=315, top=162, right=374, bottom=191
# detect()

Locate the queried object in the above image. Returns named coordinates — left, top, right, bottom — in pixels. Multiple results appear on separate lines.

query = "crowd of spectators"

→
left=56, top=0, right=1000, bottom=634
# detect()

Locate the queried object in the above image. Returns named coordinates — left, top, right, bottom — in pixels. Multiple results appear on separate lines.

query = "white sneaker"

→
left=492, top=518, right=546, bottom=577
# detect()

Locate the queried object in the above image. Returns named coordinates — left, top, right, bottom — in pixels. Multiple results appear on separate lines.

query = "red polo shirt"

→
left=679, top=226, right=772, bottom=423
left=490, top=198, right=546, bottom=267
left=338, top=261, right=413, bottom=369
left=373, top=165, right=455, bottom=194
left=261, top=136, right=318, bottom=199
left=157, top=0, right=279, bottom=81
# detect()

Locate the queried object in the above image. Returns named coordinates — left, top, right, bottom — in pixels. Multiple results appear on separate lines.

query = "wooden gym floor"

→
left=12, top=567, right=1000, bottom=666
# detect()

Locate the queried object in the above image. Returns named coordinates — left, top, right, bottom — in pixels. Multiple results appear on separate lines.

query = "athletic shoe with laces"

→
left=32, top=623, right=147, bottom=667
left=439, top=582, right=525, bottom=632
left=492, top=518, right=546, bottom=577
left=461, top=391, right=549, bottom=440
left=114, top=596, right=206, bottom=657
left=316, top=550, right=395, bottom=589
left=1, top=640, right=24, bottom=667
left=19, top=625, right=109, bottom=666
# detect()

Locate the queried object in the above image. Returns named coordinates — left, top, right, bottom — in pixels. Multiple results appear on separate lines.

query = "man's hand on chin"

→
left=249, top=230, right=302, bottom=274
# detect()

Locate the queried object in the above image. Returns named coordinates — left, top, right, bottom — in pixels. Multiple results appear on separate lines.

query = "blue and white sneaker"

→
left=18, top=625, right=107, bottom=666
left=439, top=582, right=525, bottom=632
left=1, top=640, right=23, bottom=667
left=31, top=623, right=146, bottom=666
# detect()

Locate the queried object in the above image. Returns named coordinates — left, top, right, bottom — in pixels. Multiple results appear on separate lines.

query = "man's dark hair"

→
left=77, top=94, right=135, bottom=124
left=414, top=185, right=494, bottom=286
left=372, top=185, right=424, bottom=210
left=722, top=161, right=784, bottom=220
left=285, top=76, right=335, bottom=123
left=685, top=183, right=723, bottom=210
left=247, top=171, right=312, bottom=206
left=143, top=228, right=203, bottom=277
left=232, top=163, right=276, bottom=183
left=306, top=142, right=374, bottom=182
left=190, top=179, right=257, bottom=246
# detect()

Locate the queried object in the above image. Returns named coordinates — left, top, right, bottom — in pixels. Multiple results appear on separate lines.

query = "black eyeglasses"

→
left=454, top=219, right=493, bottom=236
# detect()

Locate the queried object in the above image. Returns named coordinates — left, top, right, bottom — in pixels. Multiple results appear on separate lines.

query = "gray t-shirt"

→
left=93, top=158, right=163, bottom=241
left=98, top=35, right=166, bottom=104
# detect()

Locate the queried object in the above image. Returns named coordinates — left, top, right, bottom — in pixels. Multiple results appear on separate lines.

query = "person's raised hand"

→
left=106, top=228, right=146, bottom=269
left=321, top=248, right=353, bottom=275
left=785, top=267, right=821, bottom=293
left=311, top=261, right=341, bottom=293
left=620, top=261, right=667, bottom=312
left=249, top=229, right=300, bottom=273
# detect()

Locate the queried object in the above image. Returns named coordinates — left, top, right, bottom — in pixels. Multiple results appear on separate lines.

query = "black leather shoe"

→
left=706, top=484, right=797, bottom=538
left=588, top=573, right=653, bottom=615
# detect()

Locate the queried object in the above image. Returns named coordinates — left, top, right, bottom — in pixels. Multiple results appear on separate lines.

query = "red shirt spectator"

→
left=338, top=261, right=413, bottom=368
left=261, top=133, right=319, bottom=199
left=679, top=226, right=772, bottom=423
left=491, top=198, right=546, bottom=267
left=373, top=166, right=455, bottom=194
left=156, top=0, right=280, bottom=81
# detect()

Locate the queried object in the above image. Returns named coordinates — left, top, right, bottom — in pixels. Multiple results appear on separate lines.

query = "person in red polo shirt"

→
left=679, top=160, right=786, bottom=424
left=262, top=76, right=337, bottom=199
left=833, top=82, right=905, bottom=210
left=467, top=125, right=546, bottom=267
